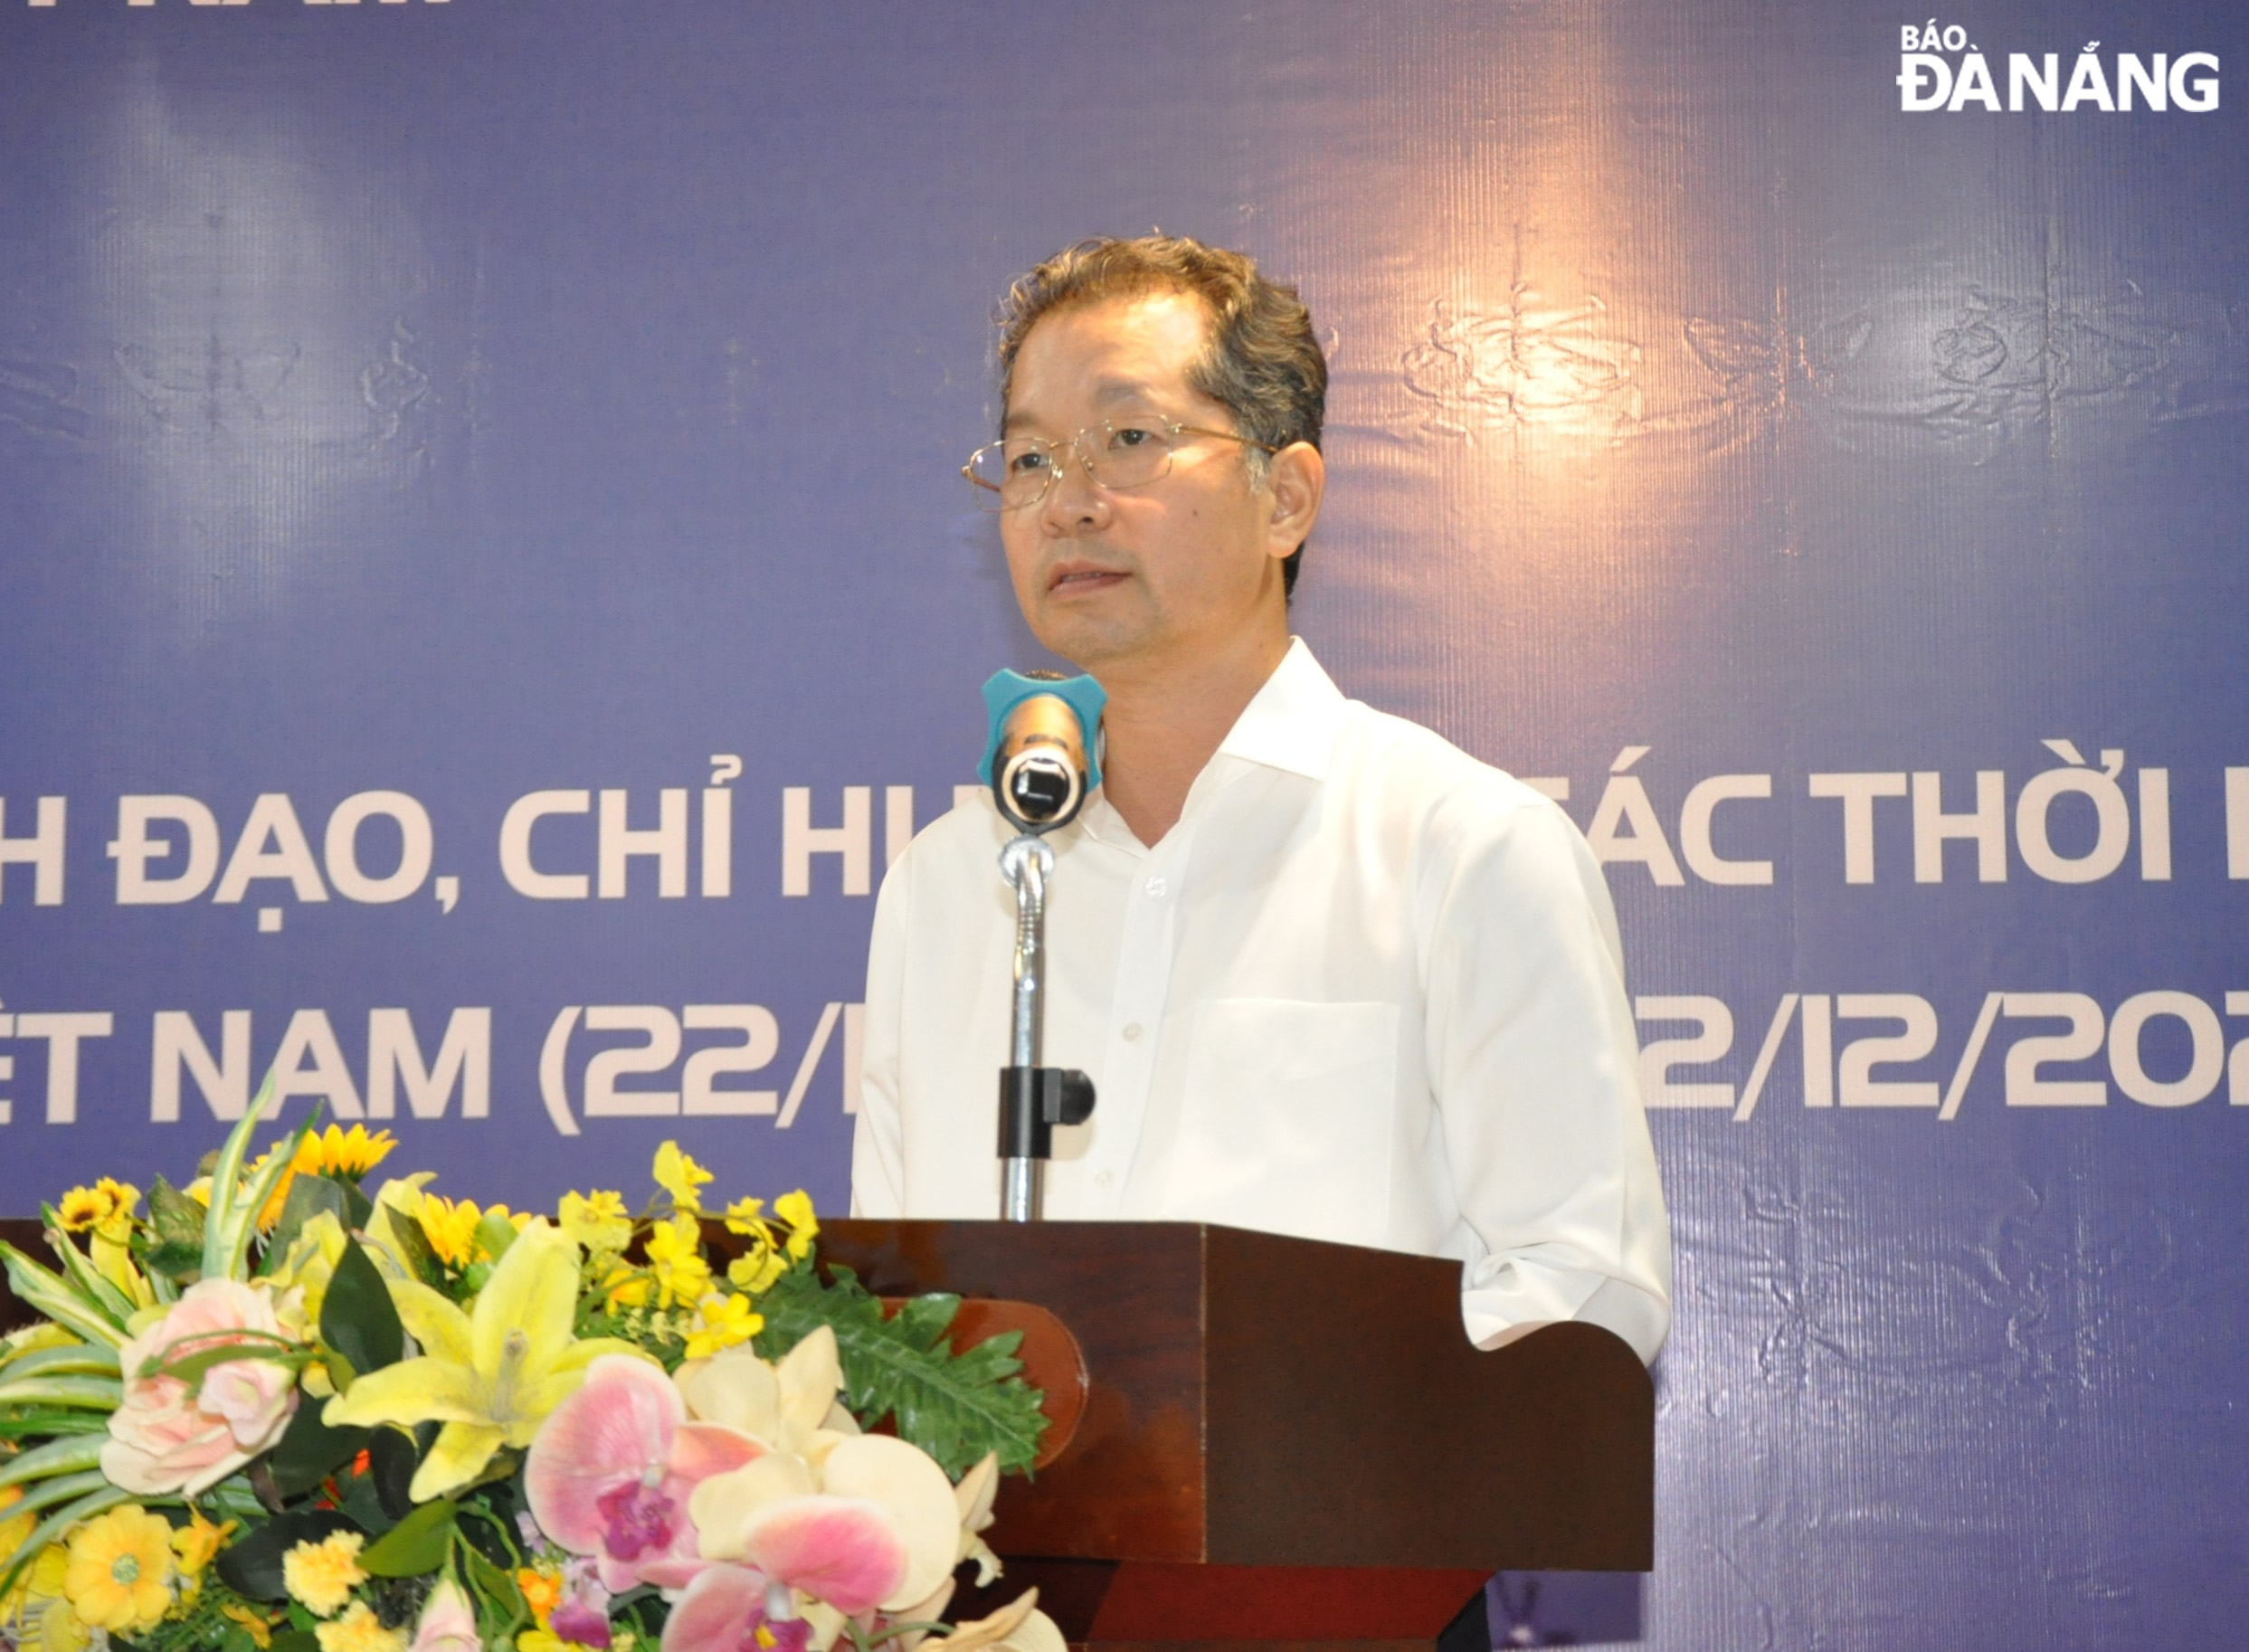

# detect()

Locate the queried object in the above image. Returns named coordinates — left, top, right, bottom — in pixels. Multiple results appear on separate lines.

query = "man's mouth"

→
left=1049, top=563, right=1128, bottom=594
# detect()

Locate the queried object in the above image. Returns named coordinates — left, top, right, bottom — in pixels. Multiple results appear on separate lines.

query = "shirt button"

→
left=1144, top=876, right=1167, bottom=897
left=1121, top=1023, right=1143, bottom=1043
left=1096, top=1171, right=1114, bottom=1187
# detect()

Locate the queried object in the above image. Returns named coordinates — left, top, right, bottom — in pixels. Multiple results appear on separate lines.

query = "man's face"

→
left=998, top=290, right=1289, bottom=677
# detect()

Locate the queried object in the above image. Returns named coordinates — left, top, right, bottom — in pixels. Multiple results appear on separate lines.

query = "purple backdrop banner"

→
left=3, top=2, right=2245, bottom=1646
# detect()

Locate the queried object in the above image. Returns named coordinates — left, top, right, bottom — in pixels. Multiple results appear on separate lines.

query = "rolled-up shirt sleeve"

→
left=1420, top=789, right=1673, bottom=1362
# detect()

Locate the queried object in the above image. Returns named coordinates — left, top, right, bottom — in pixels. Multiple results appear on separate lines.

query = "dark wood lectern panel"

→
left=813, top=1219, right=1654, bottom=1572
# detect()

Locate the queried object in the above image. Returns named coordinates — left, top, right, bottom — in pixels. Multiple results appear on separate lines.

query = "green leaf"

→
left=0, top=1342, right=120, bottom=1381
left=144, top=1239, right=204, bottom=1282
left=332, top=1462, right=395, bottom=1537
left=270, top=1633, right=320, bottom=1652
left=40, top=1209, right=136, bottom=1327
left=320, top=1239, right=404, bottom=1378
left=147, top=1176, right=208, bottom=1249
left=751, top=1265, right=1049, bottom=1478
left=380, top=1204, right=444, bottom=1288
left=0, top=1241, right=128, bottom=1351
left=261, top=1175, right=350, bottom=1275
left=0, top=1432, right=106, bottom=1495
left=202, top=1086, right=286, bottom=1281
left=0, top=1373, right=125, bottom=1410
left=461, top=1541, right=527, bottom=1619
left=4, top=1468, right=110, bottom=1518
left=214, top=1508, right=360, bottom=1600
left=368, top=1425, right=420, bottom=1521
left=0, top=1410, right=109, bottom=1440
left=357, top=1497, right=456, bottom=1577
left=473, top=1212, right=520, bottom=1264
left=264, top=1389, right=373, bottom=1501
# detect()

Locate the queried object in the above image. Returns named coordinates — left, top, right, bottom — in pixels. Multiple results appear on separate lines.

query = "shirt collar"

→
left=1212, top=636, right=1347, bottom=782
left=1077, top=639, right=1346, bottom=850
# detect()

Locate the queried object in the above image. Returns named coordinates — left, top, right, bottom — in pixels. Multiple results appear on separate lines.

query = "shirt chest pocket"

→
left=1160, top=998, right=1400, bottom=1239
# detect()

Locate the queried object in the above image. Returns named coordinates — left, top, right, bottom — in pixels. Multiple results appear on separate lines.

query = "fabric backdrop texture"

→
left=2, top=3, right=2244, bottom=1647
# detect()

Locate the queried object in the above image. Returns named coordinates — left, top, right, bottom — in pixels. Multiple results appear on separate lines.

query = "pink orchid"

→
left=660, top=1564, right=812, bottom=1652
left=527, top=1353, right=764, bottom=1591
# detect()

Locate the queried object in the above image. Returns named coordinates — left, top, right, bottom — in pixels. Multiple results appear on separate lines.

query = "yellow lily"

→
left=321, top=1220, right=649, bottom=1502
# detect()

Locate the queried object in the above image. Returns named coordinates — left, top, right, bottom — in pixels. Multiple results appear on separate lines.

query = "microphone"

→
left=978, top=669, right=1106, bottom=834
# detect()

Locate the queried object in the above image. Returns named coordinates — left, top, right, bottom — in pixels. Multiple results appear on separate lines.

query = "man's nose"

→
left=1040, top=439, right=1109, bottom=531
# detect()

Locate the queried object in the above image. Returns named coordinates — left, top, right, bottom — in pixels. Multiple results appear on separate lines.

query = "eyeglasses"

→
left=963, top=418, right=1276, bottom=512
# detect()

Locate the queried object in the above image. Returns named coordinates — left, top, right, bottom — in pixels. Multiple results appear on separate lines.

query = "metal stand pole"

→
left=996, top=834, right=1094, bottom=1222
left=1000, top=834, right=1050, bottom=1221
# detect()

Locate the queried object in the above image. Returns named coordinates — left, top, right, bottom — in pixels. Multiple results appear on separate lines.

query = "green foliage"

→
left=752, top=1263, right=1048, bottom=1478
left=358, top=1498, right=456, bottom=1576
left=147, top=1176, right=208, bottom=1251
left=261, top=1175, right=351, bottom=1274
left=320, top=1239, right=404, bottom=1380
left=119, top=1573, right=285, bottom=1652
left=263, top=1391, right=371, bottom=1503
left=384, top=1207, right=444, bottom=1289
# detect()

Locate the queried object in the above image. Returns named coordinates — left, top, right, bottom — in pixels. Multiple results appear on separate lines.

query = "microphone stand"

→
left=981, top=672, right=1103, bottom=1223
left=1000, top=835, right=1051, bottom=1221
left=996, top=832, right=1095, bottom=1222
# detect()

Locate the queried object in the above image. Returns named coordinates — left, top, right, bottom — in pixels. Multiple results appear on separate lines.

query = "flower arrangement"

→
left=0, top=1095, right=1059, bottom=1652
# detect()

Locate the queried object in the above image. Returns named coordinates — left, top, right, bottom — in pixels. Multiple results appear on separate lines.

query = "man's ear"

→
left=1264, top=441, right=1325, bottom=561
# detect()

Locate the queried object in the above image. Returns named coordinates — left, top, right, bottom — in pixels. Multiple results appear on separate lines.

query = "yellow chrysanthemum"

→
left=773, top=1189, right=819, bottom=1260
left=222, top=1600, right=279, bottom=1649
left=516, top=1567, right=564, bottom=1630
left=557, top=1191, right=632, bottom=1257
left=684, top=1290, right=764, bottom=1361
left=651, top=1142, right=713, bottom=1212
left=62, top=1505, right=175, bottom=1634
left=314, top=1600, right=407, bottom=1652
left=169, top=1511, right=235, bottom=1578
left=643, top=1213, right=710, bottom=1309
left=281, top=1530, right=366, bottom=1619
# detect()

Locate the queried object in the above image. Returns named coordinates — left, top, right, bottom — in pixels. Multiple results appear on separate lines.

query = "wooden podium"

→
left=0, top=1217, right=1653, bottom=1650
left=807, top=1220, right=1653, bottom=1652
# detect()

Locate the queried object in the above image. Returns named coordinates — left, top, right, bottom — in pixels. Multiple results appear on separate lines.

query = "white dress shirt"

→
left=851, top=640, right=1671, bottom=1362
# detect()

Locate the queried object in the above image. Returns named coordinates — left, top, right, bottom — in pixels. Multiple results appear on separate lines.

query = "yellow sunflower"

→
left=53, top=1179, right=138, bottom=1239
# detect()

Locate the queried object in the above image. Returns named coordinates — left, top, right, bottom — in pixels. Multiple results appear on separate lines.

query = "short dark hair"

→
left=995, top=234, right=1326, bottom=597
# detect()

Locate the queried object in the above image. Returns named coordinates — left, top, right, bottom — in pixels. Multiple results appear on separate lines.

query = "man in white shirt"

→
left=851, top=235, right=1670, bottom=1363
